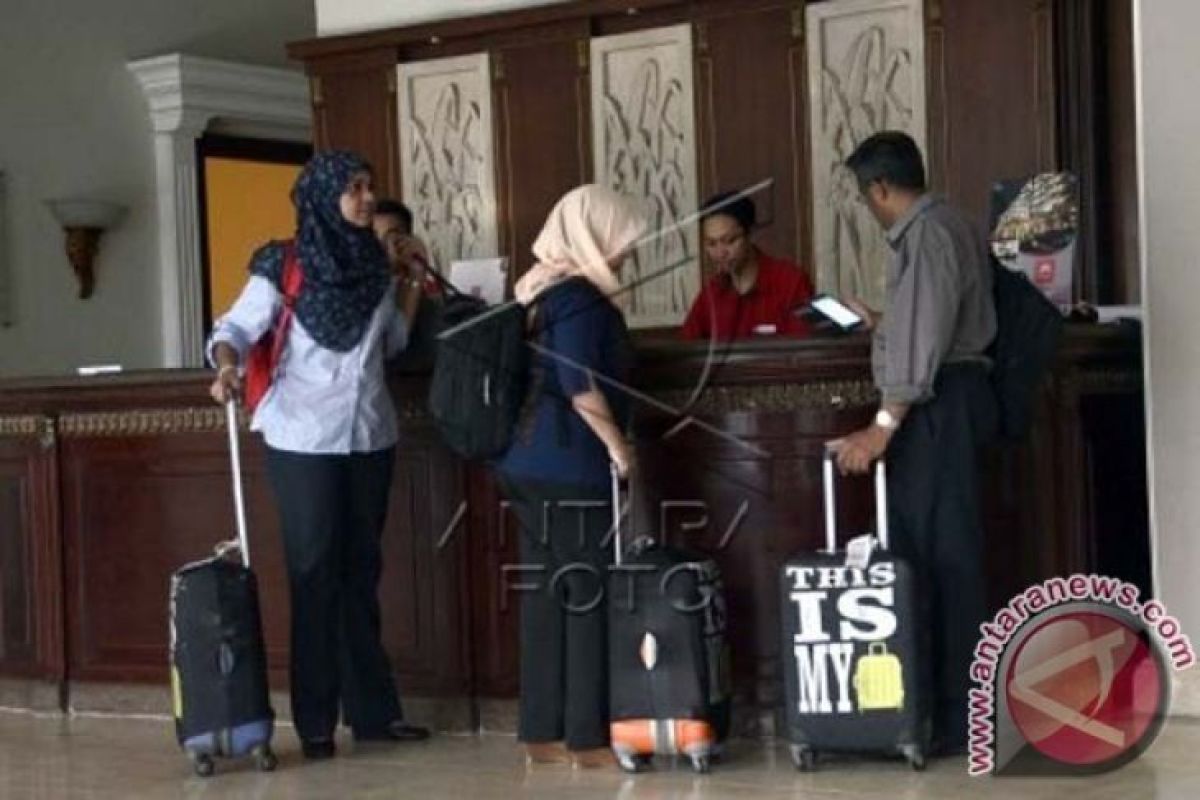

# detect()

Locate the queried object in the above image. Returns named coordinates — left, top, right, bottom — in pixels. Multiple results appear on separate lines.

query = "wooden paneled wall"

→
left=287, top=0, right=1125, bottom=298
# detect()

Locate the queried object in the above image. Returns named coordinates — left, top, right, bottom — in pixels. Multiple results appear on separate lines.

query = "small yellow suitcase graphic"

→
left=853, top=642, right=905, bottom=712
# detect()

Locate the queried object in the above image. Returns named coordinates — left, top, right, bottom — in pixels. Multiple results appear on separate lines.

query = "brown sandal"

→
left=524, top=741, right=571, bottom=766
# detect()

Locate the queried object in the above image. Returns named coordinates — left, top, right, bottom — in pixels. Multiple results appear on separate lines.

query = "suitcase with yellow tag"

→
left=779, top=450, right=930, bottom=771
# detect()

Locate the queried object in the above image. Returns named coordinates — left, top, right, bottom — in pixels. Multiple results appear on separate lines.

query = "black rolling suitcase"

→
left=169, top=400, right=277, bottom=777
left=608, top=466, right=732, bottom=774
left=780, top=450, right=930, bottom=771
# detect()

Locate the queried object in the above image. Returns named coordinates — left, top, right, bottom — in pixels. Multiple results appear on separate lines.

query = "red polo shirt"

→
left=680, top=250, right=815, bottom=340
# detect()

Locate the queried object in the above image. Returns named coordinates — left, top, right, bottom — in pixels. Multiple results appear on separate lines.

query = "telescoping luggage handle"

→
left=822, top=445, right=889, bottom=553
left=611, top=462, right=626, bottom=567
left=215, top=399, right=252, bottom=568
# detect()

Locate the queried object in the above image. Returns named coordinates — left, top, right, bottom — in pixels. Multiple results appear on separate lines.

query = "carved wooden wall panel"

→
left=806, top=0, right=927, bottom=310
left=591, top=24, right=701, bottom=328
left=397, top=54, right=501, bottom=272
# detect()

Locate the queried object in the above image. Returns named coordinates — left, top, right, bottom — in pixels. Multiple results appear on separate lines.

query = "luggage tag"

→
left=844, top=533, right=878, bottom=570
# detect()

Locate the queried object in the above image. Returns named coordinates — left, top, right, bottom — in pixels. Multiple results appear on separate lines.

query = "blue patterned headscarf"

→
left=250, top=150, right=392, bottom=352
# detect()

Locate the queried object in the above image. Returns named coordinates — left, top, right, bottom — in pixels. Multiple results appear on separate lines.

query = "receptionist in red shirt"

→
left=681, top=191, right=815, bottom=340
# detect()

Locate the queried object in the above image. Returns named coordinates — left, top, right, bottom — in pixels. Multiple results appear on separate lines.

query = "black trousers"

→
left=265, top=446, right=403, bottom=742
left=885, top=364, right=998, bottom=748
left=498, top=475, right=612, bottom=750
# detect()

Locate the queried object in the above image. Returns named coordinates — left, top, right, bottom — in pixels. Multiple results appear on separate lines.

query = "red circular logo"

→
left=1005, top=611, right=1167, bottom=768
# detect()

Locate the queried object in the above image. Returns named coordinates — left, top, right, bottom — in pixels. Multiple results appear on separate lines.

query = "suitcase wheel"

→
left=191, top=753, right=215, bottom=778
left=689, top=754, right=712, bottom=774
left=790, top=745, right=817, bottom=772
left=616, top=752, right=652, bottom=773
left=901, top=744, right=926, bottom=772
left=254, top=744, right=278, bottom=772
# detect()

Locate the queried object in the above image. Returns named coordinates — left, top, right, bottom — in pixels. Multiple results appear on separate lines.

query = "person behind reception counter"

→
left=680, top=191, right=815, bottom=340
left=373, top=198, right=445, bottom=368
left=206, top=151, right=430, bottom=760
left=372, top=198, right=442, bottom=299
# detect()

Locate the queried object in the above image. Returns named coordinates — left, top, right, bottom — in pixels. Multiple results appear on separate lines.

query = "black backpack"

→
left=427, top=294, right=535, bottom=460
left=987, top=258, right=1064, bottom=441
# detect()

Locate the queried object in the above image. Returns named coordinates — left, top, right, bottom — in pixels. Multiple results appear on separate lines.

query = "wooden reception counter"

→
left=0, top=325, right=1148, bottom=730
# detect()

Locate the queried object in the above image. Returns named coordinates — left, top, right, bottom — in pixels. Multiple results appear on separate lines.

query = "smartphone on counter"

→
left=807, top=294, right=865, bottom=331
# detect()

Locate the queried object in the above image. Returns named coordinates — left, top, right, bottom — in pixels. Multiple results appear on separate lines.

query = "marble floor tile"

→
left=0, top=711, right=1195, bottom=799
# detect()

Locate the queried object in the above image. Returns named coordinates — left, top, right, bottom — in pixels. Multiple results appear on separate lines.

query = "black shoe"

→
left=353, top=720, right=431, bottom=743
left=301, top=738, right=337, bottom=760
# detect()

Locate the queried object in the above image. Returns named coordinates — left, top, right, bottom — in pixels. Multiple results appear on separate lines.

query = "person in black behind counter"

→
left=829, top=131, right=998, bottom=756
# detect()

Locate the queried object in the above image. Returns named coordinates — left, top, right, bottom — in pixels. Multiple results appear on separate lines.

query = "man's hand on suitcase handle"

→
left=829, top=426, right=890, bottom=475
left=829, top=402, right=908, bottom=474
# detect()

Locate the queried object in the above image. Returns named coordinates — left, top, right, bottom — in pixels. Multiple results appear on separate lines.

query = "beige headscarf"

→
left=514, top=184, right=649, bottom=306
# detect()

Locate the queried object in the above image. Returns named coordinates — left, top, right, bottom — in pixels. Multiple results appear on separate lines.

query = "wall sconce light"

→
left=45, top=199, right=126, bottom=299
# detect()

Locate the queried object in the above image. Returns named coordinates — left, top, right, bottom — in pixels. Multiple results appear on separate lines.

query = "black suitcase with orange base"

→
left=607, top=467, right=731, bottom=773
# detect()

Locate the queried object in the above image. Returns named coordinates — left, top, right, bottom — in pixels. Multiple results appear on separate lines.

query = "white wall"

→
left=1135, top=0, right=1200, bottom=705
left=316, top=0, right=569, bottom=37
left=0, top=0, right=313, bottom=378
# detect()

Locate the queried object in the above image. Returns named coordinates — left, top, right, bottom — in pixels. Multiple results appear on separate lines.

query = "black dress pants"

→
left=266, top=446, right=403, bottom=742
left=885, top=364, right=998, bottom=748
left=498, top=474, right=612, bottom=750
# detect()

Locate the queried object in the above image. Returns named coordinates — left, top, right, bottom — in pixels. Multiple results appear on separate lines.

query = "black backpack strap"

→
left=515, top=301, right=546, bottom=445
left=514, top=298, right=574, bottom=449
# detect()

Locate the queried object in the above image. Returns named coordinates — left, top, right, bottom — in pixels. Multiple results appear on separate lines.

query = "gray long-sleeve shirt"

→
left=872, top=194, right=996, bottom=404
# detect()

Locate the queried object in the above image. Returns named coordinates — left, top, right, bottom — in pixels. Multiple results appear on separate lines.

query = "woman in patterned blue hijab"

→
left=208, top=148, right=432, bottom=760
left=250, top=150, right=392, bottom=351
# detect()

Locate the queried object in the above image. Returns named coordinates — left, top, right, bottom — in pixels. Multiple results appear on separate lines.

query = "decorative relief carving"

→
left=807, top=0, right=927, bottom=311
left=591, top=24, right=701, bottom=329
left=397, top=54, right=500, bottom=274
left=0, top=416, right=42, bottom=439
left=650, top=380, right=879, bottom=416
left=58, top=407, right=245, bottom=438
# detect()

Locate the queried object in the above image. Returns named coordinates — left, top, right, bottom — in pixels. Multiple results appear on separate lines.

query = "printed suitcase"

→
left=779, top=450, right=930, bottom=771
left=608, top=466, right=731, bottom=774
left=169, top=400, right=277, bottom=777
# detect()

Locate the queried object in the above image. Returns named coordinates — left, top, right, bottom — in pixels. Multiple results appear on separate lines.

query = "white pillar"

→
left=1134, top=0, right=1200, bottom=713
left=150, top=115, right=209, bottom=366
left=129, top=54, right=311, bottom=367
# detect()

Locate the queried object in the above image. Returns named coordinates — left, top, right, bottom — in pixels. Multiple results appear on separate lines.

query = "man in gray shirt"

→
left=832, top=131, right=998, bottom=755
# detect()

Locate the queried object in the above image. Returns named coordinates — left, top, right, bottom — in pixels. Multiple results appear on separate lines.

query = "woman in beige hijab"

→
left=496, top=184, right=648, bottom=769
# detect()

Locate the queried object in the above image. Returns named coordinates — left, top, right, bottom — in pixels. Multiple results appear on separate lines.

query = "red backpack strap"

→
left=269, top=241, right=303, bottom=366
left=280, top=240, right=303, bottom=301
